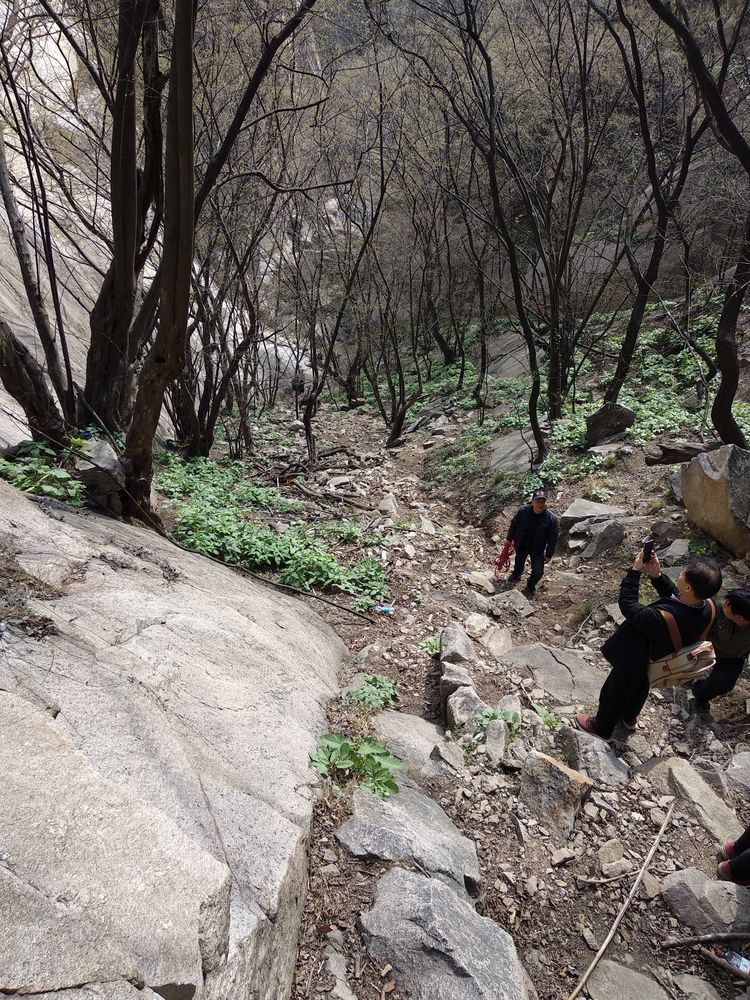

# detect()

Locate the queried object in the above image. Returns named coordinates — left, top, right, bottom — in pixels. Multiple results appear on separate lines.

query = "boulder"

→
left=467, top=570, right=496, bottom=594
left=672, top=973, right=721, bottom=1000
left=377, top=493, right=399, bottom=516
left=584, top=403, right=636, bottom=447
left=373, top=711, right=463, bottom=787
left=446, top=687, right=489, bottom=731
left=725, top=752, right=750, bottom=795
left=579, top=520, right=625, bottom=559
left=519, top=750, right=593, bottom=841
left=556, top=727, right=629, bottom=787
left=560, top=499, right=626, bottom=531
left=647, top=758, right=742, bottom=841
left=495, top=644, right=607, bottom=705
left=596, top=838, right=624, bottom=869
left=0, top=481, right=344, bottom=1000
left=488, top=589, right=535, bottom=619
left=485, top=719, right=509, bottom=765
left=336, top=780, right=480, bottom=896
left=480, top=625, right=513, bottom=658
left=661, top=868, right=750, bottom=935
left=464, top=613, right=493, bottom=639
left=358, top=868, right=529, bottom=1000
left=74, top=439, right=126, bottom=511
left=661, top=538, right=691, bottom=565
left=644, top=440, right=721, bottom=466
left=440, top=623, right=477, bottom=664
left=489, top=429, right=535, bottom=473
left=681, top=445, right=750, bottom=556
left=587, top=960, right=668, bottom=1000
left=440, top=662, right=474, bottom=715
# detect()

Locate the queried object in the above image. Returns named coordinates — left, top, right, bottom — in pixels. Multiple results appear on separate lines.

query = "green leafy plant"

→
left=532, top=703, right=563, bottom=731
left=309, top=734, right=404, bottom=797
left=317, top=519, right=363, bottom=544
left=473, top=707, right=522, bottom=740
left=586, top=485, right=613, bottom=502
left=417, top=635, right=441, bottom=656
left=345, top=674, right=398, bottom=711
left=0, top=441, right=85, bottom=505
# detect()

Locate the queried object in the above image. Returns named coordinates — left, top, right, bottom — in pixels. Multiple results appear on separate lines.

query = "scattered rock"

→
left=377, top=493, right=399, bottom=517
left=560, top=499, right=626, bottom=531
left=551, top=847, right=576, bottom=867
left=579, top=520, right=626, bottom=559
left=519, top=750, right=593, bottom=841
left=584, top=403, right=636, bottom=447
left=440, top=662, right=474, bottom=716
left=464, top=613, right=493, bottom=639
left=596, top=838, right=624, bottom=868
left=488, top=590, right=535, bottom=619
left=496, top=644, right=606, bottom=705
left=440, top=624, right=477, bottom=664
left=359, top=868, right=529, bottom=1000
left=446, top=687, right=489, bottom=730
left=647, top=757, right=742, bottom=841
left=661, top=868, right=750, bottom=935
left=324, top=946, right=357, bottom=1000
left=485, top=719, right=508, bottom=765
left=556, top=727, right=629, bottom=787
left=639, top=872, right=661, bottom=901
left=336, top=780, right=480, bottom=896
left=467, top=570, right=496, bottom=594
left=587, top=960, right=668, bottom=1000
left=374, top=711, right=463, bottom=787
left=681, top=445, right=750, bottom=556
left=480, top=625, right=513, bottom=658
left=418, top=516, right=436, bottom=535
left=602, top=858, right=631, bottom=878
left=672, top=972, right=722, bottom=1000
left=404, top=542, right=416, bottom=560
left=644, top=441, right=721, bottom=466
left=661, top=539, right=691, bottom=566
left=726, top=752, right=750, bottom=795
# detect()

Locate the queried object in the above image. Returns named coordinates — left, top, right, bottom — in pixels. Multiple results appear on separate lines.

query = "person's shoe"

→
left=621, top=717, right=639, bottom=732
left=719, top=842, right=738, bottom=862
left=690, top=683, right=710, bottom=714
left=717, top=860, right=750, bottom=886
left=574, top=714, right=610, bottom=743
left=523, top=584, right=536, bottom=597
left=507, top=573, right=521, bottom=584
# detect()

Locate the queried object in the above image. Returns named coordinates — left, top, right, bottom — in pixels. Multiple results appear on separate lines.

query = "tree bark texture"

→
left=712, top=208, right=750, bottom=448
left=0, top=319, right=67, bottom=445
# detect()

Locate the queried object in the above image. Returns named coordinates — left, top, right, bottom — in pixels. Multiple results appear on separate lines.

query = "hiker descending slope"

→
left=503, top=488, right=559, bottom=597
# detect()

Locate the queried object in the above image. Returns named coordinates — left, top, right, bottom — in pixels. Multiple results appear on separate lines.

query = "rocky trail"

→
left=247, top=404, right=750, bottom=1000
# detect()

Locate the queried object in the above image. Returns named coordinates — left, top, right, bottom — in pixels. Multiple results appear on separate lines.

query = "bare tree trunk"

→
left=0, top=319, right=67, bottom=445
left=712, top=208, right=750, bottom=448
left=124, top=0, right=196, bottom=515
left=0, top=127, right=69, bottom=415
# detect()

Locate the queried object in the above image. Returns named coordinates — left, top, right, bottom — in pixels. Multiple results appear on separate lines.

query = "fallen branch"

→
left=663, top=932, right=750, bottom=950
left=576, top=871, right=633, bottom=887
left=697, top=945, right=750, bottom=984
left=565, top=801, right=675, bottom=1000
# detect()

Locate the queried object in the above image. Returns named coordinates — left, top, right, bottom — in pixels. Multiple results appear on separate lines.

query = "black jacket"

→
left=601, top=570, right=714, bottom=671
left=506, top=504, right=559, bottom=558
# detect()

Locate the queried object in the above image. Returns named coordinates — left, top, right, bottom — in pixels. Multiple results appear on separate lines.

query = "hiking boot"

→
left=717, top=860, right=750, bottom=886
left=523, top=584, right=536, bottom=597
left=507, top=573, right=521, bottom=584
left=719, top=842, right=738, bottom=862
left=690, top=683, right=710, bottom=714
left=574, top=714, right=610, bottom=743
left=621, top=717, right=639, bottom=733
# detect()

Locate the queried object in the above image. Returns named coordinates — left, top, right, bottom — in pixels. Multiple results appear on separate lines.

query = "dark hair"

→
left=684, top=558, right=722, bottom=600
left=727, top=588, right=750, bottom=620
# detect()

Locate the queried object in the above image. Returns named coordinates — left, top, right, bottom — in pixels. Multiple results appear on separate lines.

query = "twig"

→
left=565, top=801, right=675, bottom=1000
left=576, top=871, right=632, bottom=887
left=663, top=932, right=750, bottom=950
left=697, top=945, right=750, bottom=984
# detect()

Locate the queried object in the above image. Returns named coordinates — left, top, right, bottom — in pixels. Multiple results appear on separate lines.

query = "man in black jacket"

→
left=575, top=548, right=722, bottom=741
left=692, top=588, right=750, bottom=711
left=505, top=488, right=559, bottom=596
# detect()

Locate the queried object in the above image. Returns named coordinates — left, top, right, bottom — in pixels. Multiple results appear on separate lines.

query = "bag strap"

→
left=700, top=599, right=717, bottom=642
left=658, top=609, right=682, bottom=653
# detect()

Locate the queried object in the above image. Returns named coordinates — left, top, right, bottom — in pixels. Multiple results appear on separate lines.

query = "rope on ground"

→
left=564, top=800, right=675, bottom=1000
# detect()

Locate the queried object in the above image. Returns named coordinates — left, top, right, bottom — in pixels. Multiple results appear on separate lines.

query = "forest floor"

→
left=225, top=399, right=750, bottom=1000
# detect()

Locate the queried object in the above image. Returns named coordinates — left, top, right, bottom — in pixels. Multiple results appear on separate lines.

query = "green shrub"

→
left=473, top=707, right=522, bottom=740
left=0, top=441, right=84, bottom=505
left=417, top=634, right=441, bottom=656
left=310, top=734, right=404, bottom=797
left=345, top=675, right=398, bottom=711
left=532, top=703, right=563, bottom=731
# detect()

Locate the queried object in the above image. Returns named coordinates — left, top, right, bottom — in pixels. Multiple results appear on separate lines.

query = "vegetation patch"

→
left=0, top=441, right=84, bottom=505
left=345, top=674, right=398, bottom=711
left=310, top=734, right=404, bottom=798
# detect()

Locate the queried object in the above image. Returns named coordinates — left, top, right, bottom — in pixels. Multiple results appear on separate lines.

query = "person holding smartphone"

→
left=575, top=544, right=722, bottom=741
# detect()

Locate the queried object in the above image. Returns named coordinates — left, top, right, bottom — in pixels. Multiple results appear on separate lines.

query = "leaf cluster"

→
left=310, top=733, right=404, bottom=798
left=345, top=674, right=398, bottom=711
left=0, top=441, right=84, bottom=505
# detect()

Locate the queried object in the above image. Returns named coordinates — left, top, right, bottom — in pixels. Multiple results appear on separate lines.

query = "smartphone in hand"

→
left=642, top=538, right=655, bottom=563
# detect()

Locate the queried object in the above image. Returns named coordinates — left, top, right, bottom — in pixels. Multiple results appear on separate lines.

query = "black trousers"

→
left=692, top=657, right=745, bottom=704
left=594, top=657, right=650, bottom=739
left=730, top=824, right=750, bottom=881
left=512, top=548, right=545, bottom=588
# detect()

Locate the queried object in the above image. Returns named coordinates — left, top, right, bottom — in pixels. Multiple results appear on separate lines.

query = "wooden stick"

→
left=663, top=932, right=750, bottom=950
left=564, top=801, right=675, bottom=1000
left=697, top=946, right=750, bottom=984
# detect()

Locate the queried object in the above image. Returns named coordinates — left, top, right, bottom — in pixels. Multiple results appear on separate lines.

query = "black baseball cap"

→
left=531, top=488, right=547, bottom=500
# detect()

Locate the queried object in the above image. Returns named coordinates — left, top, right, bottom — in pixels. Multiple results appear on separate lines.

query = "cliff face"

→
left=0, top=480, right=345, bottom=1000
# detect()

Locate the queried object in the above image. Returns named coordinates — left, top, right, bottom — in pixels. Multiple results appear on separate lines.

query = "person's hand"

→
left=645, top=552, right=661, bottom=578
left=633, top=549, right=645, bottom=572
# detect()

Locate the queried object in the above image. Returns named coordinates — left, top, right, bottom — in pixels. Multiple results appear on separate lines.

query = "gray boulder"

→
left=359, top=868, right=529, bottom=1000
left=681, top=445, right=750, bottom=556
left=560, top=498, right=626, bottom=531
left=485, top=719, right=509, bottom=765
left=481, top=625, right=513, bottom=658
left=336, top=780, right=480, bottom=896
left=74, top=439, right=126, bottom=511
left=446, top=687, right=489, bottom=731
left=661, top=868, right=750, bottom=935
left=584, top=403, right=636, bottom=447
left=587, top=960, right=667, bottom=1000
left=495, top=644, right=606, bottom=705
left=672, top=973, right=721, bottom=1000
left=579, top=520, right=625, bottom=559
left=661, top=538, right=691, bottom=565
left=556, top=727, right=629, bottom=787
left=726, top=751, right=750, bottom=795
left=489, top=589, right=535, bottom=619
left=440, top=623, right=477, bottom=664
left=647, top=757, right=742, bottom=841
left=373, top=711, right=464, bottom=787
left=489, top=429, right=536, bottom=473
left=519, top=750, right=593, bottom=841
left=440, top=661, right=474, bottom=716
